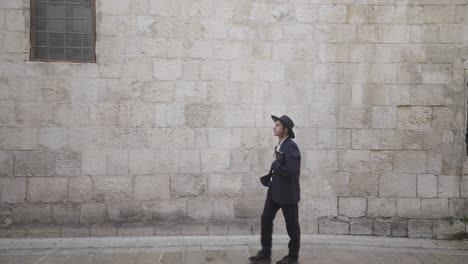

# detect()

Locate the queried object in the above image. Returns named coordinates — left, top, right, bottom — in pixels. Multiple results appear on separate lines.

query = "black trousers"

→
left=261, top=193, right=301, bottom=257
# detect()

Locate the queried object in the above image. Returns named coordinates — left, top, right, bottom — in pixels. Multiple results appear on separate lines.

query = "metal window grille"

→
left=30, top=0, right=96, bottom=62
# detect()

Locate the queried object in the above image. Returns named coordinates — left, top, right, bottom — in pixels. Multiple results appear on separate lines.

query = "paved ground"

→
left=0, top=235, right=467, bottom=264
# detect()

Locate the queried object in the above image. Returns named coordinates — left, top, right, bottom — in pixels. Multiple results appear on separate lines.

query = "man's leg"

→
left=281, top=203, right=300, bottom=258
left=261, top=197, right=281, bottom=253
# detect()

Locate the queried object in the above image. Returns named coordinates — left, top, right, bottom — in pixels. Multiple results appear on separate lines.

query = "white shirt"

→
left=272, top=136, right=288, bottom=182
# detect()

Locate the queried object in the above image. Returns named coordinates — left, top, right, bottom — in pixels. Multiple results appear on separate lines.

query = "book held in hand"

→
left=275, top=150, right=284, bottom=161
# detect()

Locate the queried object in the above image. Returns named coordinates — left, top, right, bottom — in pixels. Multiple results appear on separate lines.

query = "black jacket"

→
left=260, top=137, right=301, bottom=204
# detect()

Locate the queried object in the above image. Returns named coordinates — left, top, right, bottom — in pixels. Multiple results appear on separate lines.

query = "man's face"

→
left=273, top=120, right=287, bottom=137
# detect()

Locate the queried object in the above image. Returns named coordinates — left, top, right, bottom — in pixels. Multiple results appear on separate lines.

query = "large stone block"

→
left=153, top=59, right=182, bottom=80
left=370, top=151, right=393, bottom=173
left=351, top=129, right=379, bottom=149
left=171, top=174, right=206, bottom=198
left=27, top=177, right=68, bottom=203
left=14, top=151, right=54, bottom=176
left=306, top=150, right=338, bottom=172
left=201, top=149, right=230, bottom=173
left=134, top=175, right=170, bottom=200
left=0, top=178, right=26, bottom=203
left=438, top=175, right=460, bottom=198
left=397, top=106, right=432, bottom=130
left=421, top=198, right=449, bottom=219
left=408, top=219, right=433, bottom=239
left=208, top=173, right=242, bottom=197
left=367, top=198, right=396, bottom=217
left=318, top=217, right=349, bottom=235
left=52, top=204, right=80, bottom=225
left=390, top=219, right=408, bottom=237
left=417, top=174, right=437, bottom=198
left=433, top=219, right=465, bottom=240
left=396, top=198, right=421, bottom=218
left=107, top=150, right=129, bottom=175
left=142, top=200, right=186, bottom=222
left=55, top=150, right=80, bottom=176
left=81, top=151, right=107, bottom=176
left=373, top=218, right=391, bottom=236
left=339, top=150, right=370, bottom=172
left=107, top=201, right=142, bottom=223
left=185, top=103, right=224, bottom=127
left=338, top=106, right=369, bottom=128
left=80, top=203, right=106, bottom=224
left=371, top=106, right=396, bottom=129
left=350, top=172, right=378, bottom=197
left=92, top=176, right=133, bottom=201
left=350, top=218, right=373, bottom=235
left=154, top=149, right=179, bottom=173
left=12, top=204, right=51, bottom=225
left=393, top=150, right=427, bottom=173
left=69, top=176, right=93, bottom=203
left=379, top=172, right=417, bottom=197
left=339, top=197, right=366, bottom=218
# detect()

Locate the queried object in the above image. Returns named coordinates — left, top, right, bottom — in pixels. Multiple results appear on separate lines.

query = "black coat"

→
left=260, top=137, right=301, bottom=204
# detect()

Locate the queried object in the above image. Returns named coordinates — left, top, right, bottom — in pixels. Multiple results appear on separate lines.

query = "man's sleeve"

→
left=270, top=144, right=300, bottom=178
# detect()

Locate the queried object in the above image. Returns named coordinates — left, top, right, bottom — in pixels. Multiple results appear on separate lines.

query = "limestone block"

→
left=319, top=5, right=347, bottom=23
left=130, top=102, right=154, bottom=128
left=318, top=217, right=349, bottom=235
left=257, top=62, right=285, bottom=82
left=0, top=127, right=37, bottom=150
left=390, top=219, right=408, bottom=237
left=408, top=219, right=433, bottom=239
left=423, top=6, right=455, bottom=24
left=317, top=128, right=351, bottom=149
left=153, top=59, right=182, bottom=80
left=438, top=175, right=460, bottom=198
left=81, top=151, right=107, bottom=176
left=212, top=198, right=235, bottom=219
left=318, top=172, right=349, bottom=197
left=310, top=105, right=337, bottom=128
left=187, top=198, right=211, bottom=220
left=52, top=204, right=80, bottom=225
left=373, top=218, right=391, bottom=236
left=107, top=201, right=142, bottom=223
left=27, top=177, right=67, bottom=202
left=389, top=85, right=410, bottom=105
left=61, top=227, right=90, bottom=237
left=396, top=198, right=421, bottom=218
left=379, top=173, right=417, bottom=197
left=152, top=149, right=178, bottom=174
left=171, top=174, right=206, bottom=198
left=234, top=198, right=263, bottom=219
left=3, top=32, right=27, bottom=53
left=129, top=150, right=154, bottom=175
left=338, top=106, right=369, bottom=128
left=369, top=6, right=396, bottom=24
left=201, top=60, right=229, bottom=81
left=142, top=200, right=186, bottom=221
left=350, top=218, right=373, bottom=235
left=339, top=150, right=370, bottom=172
left=379, top=129, right=403, bottom=149
left=107, top=150, right=129, bottom=175
left=367, top=198, right=396, bottom=217
left=306, top=150, right=338, bottom=172
left=351, top=129, right=379, bottom=149
left=421, top=198, right=449, bottom=218
left=431, top=107, right=460, bottom=130
left=449, top=198, right=467, bottom=219
left=393, top=150, right=427, bottom=173
left=224, top=104, right=255, bottom=127
left=320, top=43, right=348, bottom=62
left=184, top=103, right=224, bottom=127
left=53, top=103, right=88, bottom=127
left=69, top=176, right=93, bottom=203
left=92, top=176, right=133, bottom=201
left=350, top=172, right=378, bottom=197
left=0, top=178, right=26, bottom=203
left=201, top=149, right=230, bottom=173
left=16, top=102, right=54, bottom=127
left=38, top=127, right=67, bottom=150
left=208, top=173, right=242, bottom=197
left=204, top=128, right=242, bottom=149
left=422, top=64, right=452, bottom=84
left=230, top=61, right=257, bottom=82
left=381, top=25, right=409, bottom=43
left=27, top=226, right=60, bottom=238
left=339, top=197, right=366, bottom=218
left=134, top=175, right=170, bottom=200
left=370, top=151, right=393, bottom=173
left=410, top=25, right=439, bottom=43
left=230, top=149, right=252, bottom=173
left=417, top=174, right=437, bottom=198
left=399, top=63, right=422, bottom=84
left=462, top=176, right=468, bottom=198
left=433, top=219, right=465, bottom=240
left=303, top=197, right=337, bottom=218
left=357, top=25, right=380, bottom=43
left=347, top=5, right=369, bottom=24
left=55, top=150, right=80, bottom=176
left=12, top=203, right=51, bottom=225
left=371, top=106, right=396, bottom=129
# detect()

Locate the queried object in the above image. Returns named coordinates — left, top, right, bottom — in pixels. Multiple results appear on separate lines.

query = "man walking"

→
left=249, top=115, right=301, bottom=264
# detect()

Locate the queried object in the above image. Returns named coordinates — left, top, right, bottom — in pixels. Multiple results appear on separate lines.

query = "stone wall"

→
left=0, top=0, right=468, bottom=239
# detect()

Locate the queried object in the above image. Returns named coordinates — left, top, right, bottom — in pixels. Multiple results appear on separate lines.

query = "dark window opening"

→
left=30, top=0, right=96, bottom=63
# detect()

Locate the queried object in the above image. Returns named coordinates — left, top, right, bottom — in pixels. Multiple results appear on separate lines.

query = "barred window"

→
left=30, top=0, right=96, bottom=62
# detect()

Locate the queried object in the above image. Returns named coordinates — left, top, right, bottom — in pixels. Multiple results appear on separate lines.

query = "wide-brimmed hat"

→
left=271, top=114, right=295, bottom=139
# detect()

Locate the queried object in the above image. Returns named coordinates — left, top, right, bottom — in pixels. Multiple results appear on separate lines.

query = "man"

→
left=249, top=115, right=301, bottom=264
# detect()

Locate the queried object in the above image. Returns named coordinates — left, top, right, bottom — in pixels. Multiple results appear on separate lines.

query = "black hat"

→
left=271, top=115, right=295, bottom=139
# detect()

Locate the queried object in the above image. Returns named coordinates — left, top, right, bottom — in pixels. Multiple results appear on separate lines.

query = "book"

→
left=275, top=150, right=284, bottom=161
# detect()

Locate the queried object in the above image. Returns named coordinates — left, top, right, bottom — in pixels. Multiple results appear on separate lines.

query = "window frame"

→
left=29, top=0, right=97, bottom=63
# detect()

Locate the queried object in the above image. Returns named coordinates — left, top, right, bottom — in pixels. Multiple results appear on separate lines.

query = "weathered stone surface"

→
left=171, top=174, right=206, bottom=198
left=339, top=197, right=366, bottom=218
left=52, top=204, right=80, bottom=225
left=421, top=198, right=449, bottom=219
left=417, top=174, right=438, bottom=198
left=142, top=200, right=186, bottom=222
left=373, top=218, right=391, bottom=236
left=350, top=218, right=373, bottom=235
left=393, top=150, right=427, bottom=173
left=14, top=151, right=54, bottom=176
left=80, top=203, right=106, bottom=224
left=396, top=198, right=421, bottom=218
left=408, top=219, right=433, bottom=239
left=368, top=198, right=396, bottom=217
left=27, top=177, right=68, bottom=203
left=12, top=204, right=51, bottom=225
left=318, top=217, right=349, bottom=235
left=379, top=173, right=417, bottom=197
left=433, top=219, right=466, bottom=240
left=390, top=219, right=408, bottom=237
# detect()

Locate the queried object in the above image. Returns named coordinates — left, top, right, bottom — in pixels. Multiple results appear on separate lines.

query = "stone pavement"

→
left=0, top=234, right=467, bottom=264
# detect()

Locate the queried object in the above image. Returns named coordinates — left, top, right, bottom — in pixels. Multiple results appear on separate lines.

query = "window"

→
left=30, top=0, right=96, bottom=62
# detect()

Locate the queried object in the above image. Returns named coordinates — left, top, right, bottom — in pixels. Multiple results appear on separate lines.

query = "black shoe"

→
left=276, top=255, right=299, bottom=264
left=249, top=250, right=272, bottom=263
